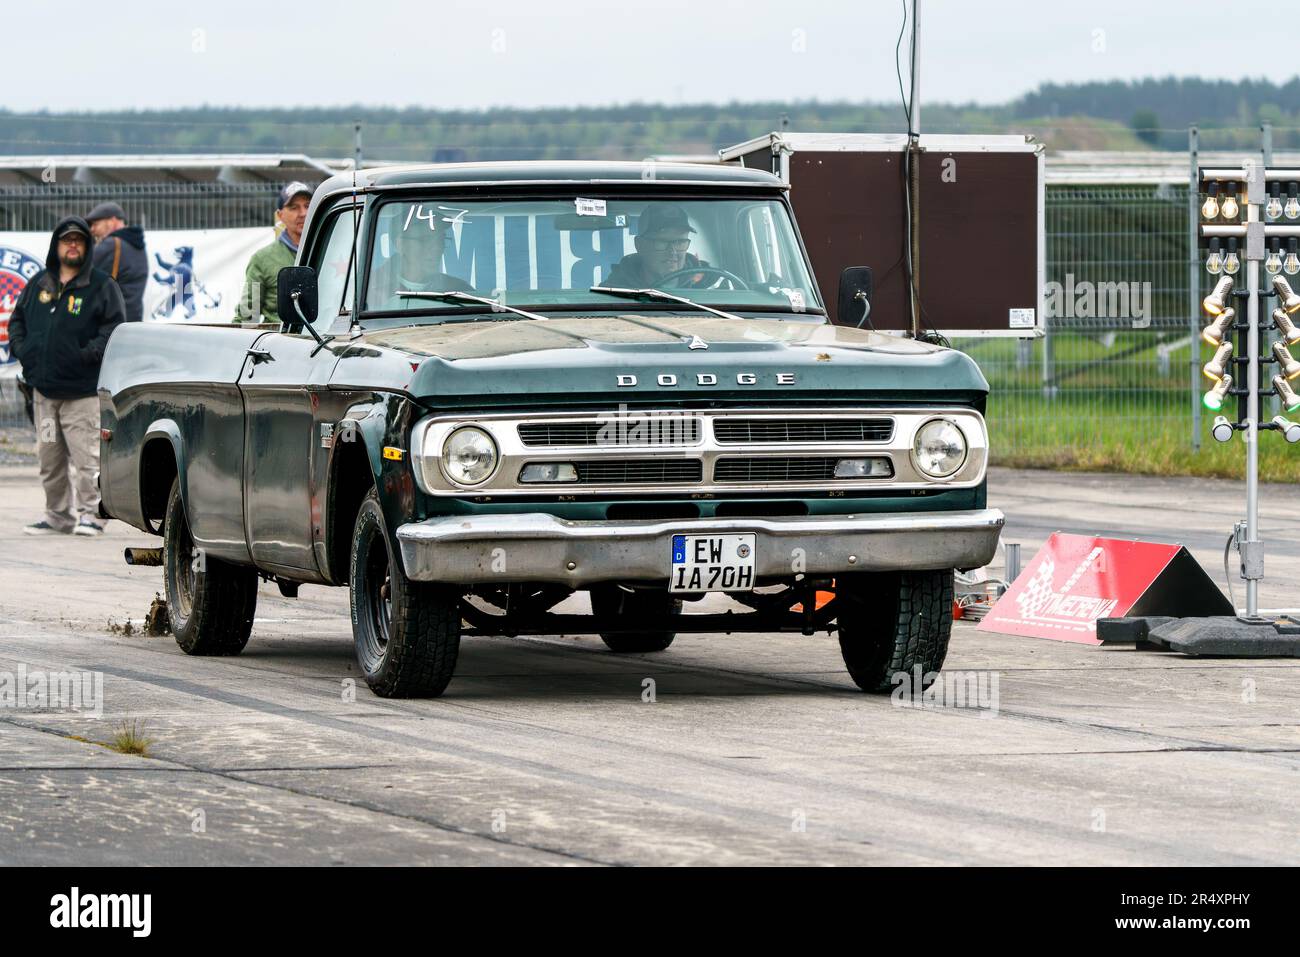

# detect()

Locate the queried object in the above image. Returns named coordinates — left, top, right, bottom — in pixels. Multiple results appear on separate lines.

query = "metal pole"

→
left=906, top=0, right=922, bottom=335
left=909, top=0, right=920, bottom=138
left=1263, top=123, right=1280, bottom=419
left=1244, top=166, right=1262, bottom=618
left=354, top=122, right=363, bottom=170
left=1189, top=127, right=1201, bottom=449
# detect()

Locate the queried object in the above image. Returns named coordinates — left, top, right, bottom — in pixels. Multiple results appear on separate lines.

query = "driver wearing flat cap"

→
left=605, top=204, right=708, bottom=289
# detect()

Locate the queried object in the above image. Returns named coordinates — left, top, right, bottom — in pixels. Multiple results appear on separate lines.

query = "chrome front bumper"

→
left=396, top=508, right=1004, bottom=586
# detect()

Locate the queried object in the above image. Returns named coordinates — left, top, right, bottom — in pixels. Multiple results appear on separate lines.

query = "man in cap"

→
left=86, top=201, right=148, bottom=323
left=7, top=217, right=126, bottom=536
left=235, top=181, right=313, bottom=323
left=604, top=203, right=707, bottom=289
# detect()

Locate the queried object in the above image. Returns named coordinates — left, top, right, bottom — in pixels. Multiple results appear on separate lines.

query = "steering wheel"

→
left=657, top=265, right=750, bottom=291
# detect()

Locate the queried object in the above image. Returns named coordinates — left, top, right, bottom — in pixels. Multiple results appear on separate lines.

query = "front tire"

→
left=590, top=585, right=681, bottom=653
left=163, top=477, right=257, bottom=655
left=349, top=490, right=460, bottom=697
left=836, top=570, right=954, bottom=693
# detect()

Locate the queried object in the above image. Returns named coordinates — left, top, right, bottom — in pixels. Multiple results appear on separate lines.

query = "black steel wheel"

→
left=349, top=490, right=460, bottom=697
left=836, top=570, right=955, bottom=693
left=162, top=477, right=257, bottom=656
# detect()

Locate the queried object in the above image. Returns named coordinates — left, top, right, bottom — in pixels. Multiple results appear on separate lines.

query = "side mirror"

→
left=838, top=266, right=873, bottom=327
left=277, top=266, right=318, bottom=332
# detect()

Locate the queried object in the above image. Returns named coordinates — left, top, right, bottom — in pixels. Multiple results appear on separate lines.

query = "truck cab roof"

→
left=314, top=160, right=785, bottom=198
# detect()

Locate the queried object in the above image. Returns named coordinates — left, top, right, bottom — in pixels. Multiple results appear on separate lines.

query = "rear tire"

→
left=163, top=477, right=257, bottom=655
left=836, top=570, right=954, bottom=693
left=590, top=585, right=681, bottom=653
left=350, top=490, right=460, bottom=697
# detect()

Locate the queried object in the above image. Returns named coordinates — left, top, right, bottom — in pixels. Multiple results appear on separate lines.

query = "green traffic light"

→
left=1203, top=392, right=1225, bottom=411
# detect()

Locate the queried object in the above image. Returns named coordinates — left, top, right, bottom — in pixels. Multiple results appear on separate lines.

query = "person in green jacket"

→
left=235, top=181, right=312, bottom=323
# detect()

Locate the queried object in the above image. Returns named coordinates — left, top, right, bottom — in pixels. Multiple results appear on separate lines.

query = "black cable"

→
left=895, top=0, right=944, bottom=345
left=895, top=0, right=911, bottom=130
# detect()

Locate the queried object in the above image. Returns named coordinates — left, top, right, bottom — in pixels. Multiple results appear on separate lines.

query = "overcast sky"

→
left=4, top=0, right=1292, bottom=112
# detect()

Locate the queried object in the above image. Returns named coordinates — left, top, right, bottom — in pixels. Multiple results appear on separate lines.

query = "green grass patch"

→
left=106, top=720, right=151, bottom=757
left=987, top=397, right=1300, bottom=482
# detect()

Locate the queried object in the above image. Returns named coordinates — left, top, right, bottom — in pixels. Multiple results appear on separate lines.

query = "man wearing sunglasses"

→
left=605, top=204, right=706, bottom=289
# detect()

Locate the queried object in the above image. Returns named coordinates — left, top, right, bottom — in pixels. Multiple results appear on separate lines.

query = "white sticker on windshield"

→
left=576, top=198, right=607, bottom=217
left=782, top=288, right=806, bottom=313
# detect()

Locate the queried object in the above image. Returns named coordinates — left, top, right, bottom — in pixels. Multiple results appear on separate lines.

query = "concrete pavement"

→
left=1, top=462, right=1298, bottom=865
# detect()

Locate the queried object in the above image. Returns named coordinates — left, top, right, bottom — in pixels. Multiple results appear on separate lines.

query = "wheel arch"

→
left=139, top=420, right=185, bottom=535
left=321, top=400, right=386, bottom=584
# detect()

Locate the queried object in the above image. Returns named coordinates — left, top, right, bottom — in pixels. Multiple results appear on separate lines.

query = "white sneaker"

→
left=24, top=520, right=71, bottom=536
left=74, top=517, right=106, bottom=537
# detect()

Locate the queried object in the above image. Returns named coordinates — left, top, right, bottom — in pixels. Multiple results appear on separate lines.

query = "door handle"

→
left=246, top=347, right=275, bottom=364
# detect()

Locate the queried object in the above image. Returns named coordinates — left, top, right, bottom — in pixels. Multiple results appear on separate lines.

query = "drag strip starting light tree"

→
left=1198, top=161, right=1300, bottom=618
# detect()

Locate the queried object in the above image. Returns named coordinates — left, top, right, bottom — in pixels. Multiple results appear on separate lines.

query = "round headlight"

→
left=913, top=419, right=967, bottom=478
left=441, top=427, right=498, bottom=486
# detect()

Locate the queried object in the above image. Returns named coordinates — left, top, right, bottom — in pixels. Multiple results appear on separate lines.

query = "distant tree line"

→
left=1, top=77, right=1296, bottom=161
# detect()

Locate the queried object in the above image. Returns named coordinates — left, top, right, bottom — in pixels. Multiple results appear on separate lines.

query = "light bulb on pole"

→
left=1203, top=275, right=1234, bottom=315
left=1203, top=340, right=1234, bottom=381
left=1203, top=374, right=1233, bottom=411
left=1202, top=182, right=1220, bottom=220
left=1220, top=185, right=1240, bottom=220
left=1273, top=275, right=1300, bottom=313
left=1274, top=375, right=1300, bottom=413
left=1273, top=307, right=1300, bottom=345
left=1206, top=238, right=1223, bottom=275
left=1266, top=182, right=1284, bottom=220
left=1202, top=307, right=1236, bottom=346
left=1273, top=340, right=1300, bottom=380
left=1273, top=416, right=1300, bottom=443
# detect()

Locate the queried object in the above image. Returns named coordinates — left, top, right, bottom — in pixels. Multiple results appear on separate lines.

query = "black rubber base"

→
left=1097, top=615, right=1300, bottom=656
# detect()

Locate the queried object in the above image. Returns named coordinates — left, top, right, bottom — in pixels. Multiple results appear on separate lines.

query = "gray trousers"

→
left=33, top=390, right=100, bottom=530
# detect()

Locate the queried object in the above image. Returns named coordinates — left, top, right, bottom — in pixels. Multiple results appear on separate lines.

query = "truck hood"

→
left=331, top=315, right=989, bottom=407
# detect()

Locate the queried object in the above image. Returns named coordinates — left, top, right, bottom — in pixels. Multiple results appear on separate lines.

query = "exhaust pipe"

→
left=124, top=547, right=163, bottom=567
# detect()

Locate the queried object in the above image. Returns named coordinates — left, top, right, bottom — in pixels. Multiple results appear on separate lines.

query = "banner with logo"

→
left=0, top=228, right=274, bottom=376
left=978, top=532, right=1233, bottom=644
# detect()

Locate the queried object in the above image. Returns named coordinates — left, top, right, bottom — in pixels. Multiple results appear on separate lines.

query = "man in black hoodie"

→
left=8, top=217, right=126, bottom=536
left=86, top=202, right=147, bottom=323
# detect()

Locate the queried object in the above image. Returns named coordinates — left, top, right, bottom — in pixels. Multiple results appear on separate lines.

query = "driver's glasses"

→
left=646, top=238, right=691, bottom=253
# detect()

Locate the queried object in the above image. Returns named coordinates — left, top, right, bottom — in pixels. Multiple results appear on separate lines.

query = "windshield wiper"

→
left=395, top=290, right=547, bottom=322
left=589, top=286, right=744, bottom=322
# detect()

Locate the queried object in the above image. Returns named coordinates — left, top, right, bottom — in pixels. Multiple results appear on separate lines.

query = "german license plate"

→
left=669, top=533, right=756, bottom=593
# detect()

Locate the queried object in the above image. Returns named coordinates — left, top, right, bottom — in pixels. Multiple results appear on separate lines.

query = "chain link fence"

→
left=0, top=182, right=280, bottom=232
left=953, top=181, right=1199, bottom=468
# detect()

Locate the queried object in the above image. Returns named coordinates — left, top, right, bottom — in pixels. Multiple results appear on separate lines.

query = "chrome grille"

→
left=714, top=457, right=841, bottom=483
left=571, top=459, right=703, bottom=484
left=413, top=407, right=986, bottom=495
left=519, top=417, right=702, bottom=447
left=713, top=418, right=893, bottom=444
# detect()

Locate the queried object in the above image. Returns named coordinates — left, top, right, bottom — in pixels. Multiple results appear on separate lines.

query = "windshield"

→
left=363, top=197, right=822, bottom=316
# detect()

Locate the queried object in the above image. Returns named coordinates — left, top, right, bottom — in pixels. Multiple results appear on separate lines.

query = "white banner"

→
left=0, top=227, right=276, bottom=376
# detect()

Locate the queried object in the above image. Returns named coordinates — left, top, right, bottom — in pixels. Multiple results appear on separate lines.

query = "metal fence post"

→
left=1189, top=126, right=1201, bottom=451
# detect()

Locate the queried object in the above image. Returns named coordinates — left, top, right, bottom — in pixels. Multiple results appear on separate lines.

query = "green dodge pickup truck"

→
left=98, top=161, right=1003, bottom=697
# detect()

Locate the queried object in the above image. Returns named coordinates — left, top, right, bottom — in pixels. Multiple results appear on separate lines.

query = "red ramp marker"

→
left=978, top=532, right=1232, bottom=644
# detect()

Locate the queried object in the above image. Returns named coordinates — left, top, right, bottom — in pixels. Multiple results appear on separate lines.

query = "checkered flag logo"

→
left=1015, top=557, right=1057, bottom=620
